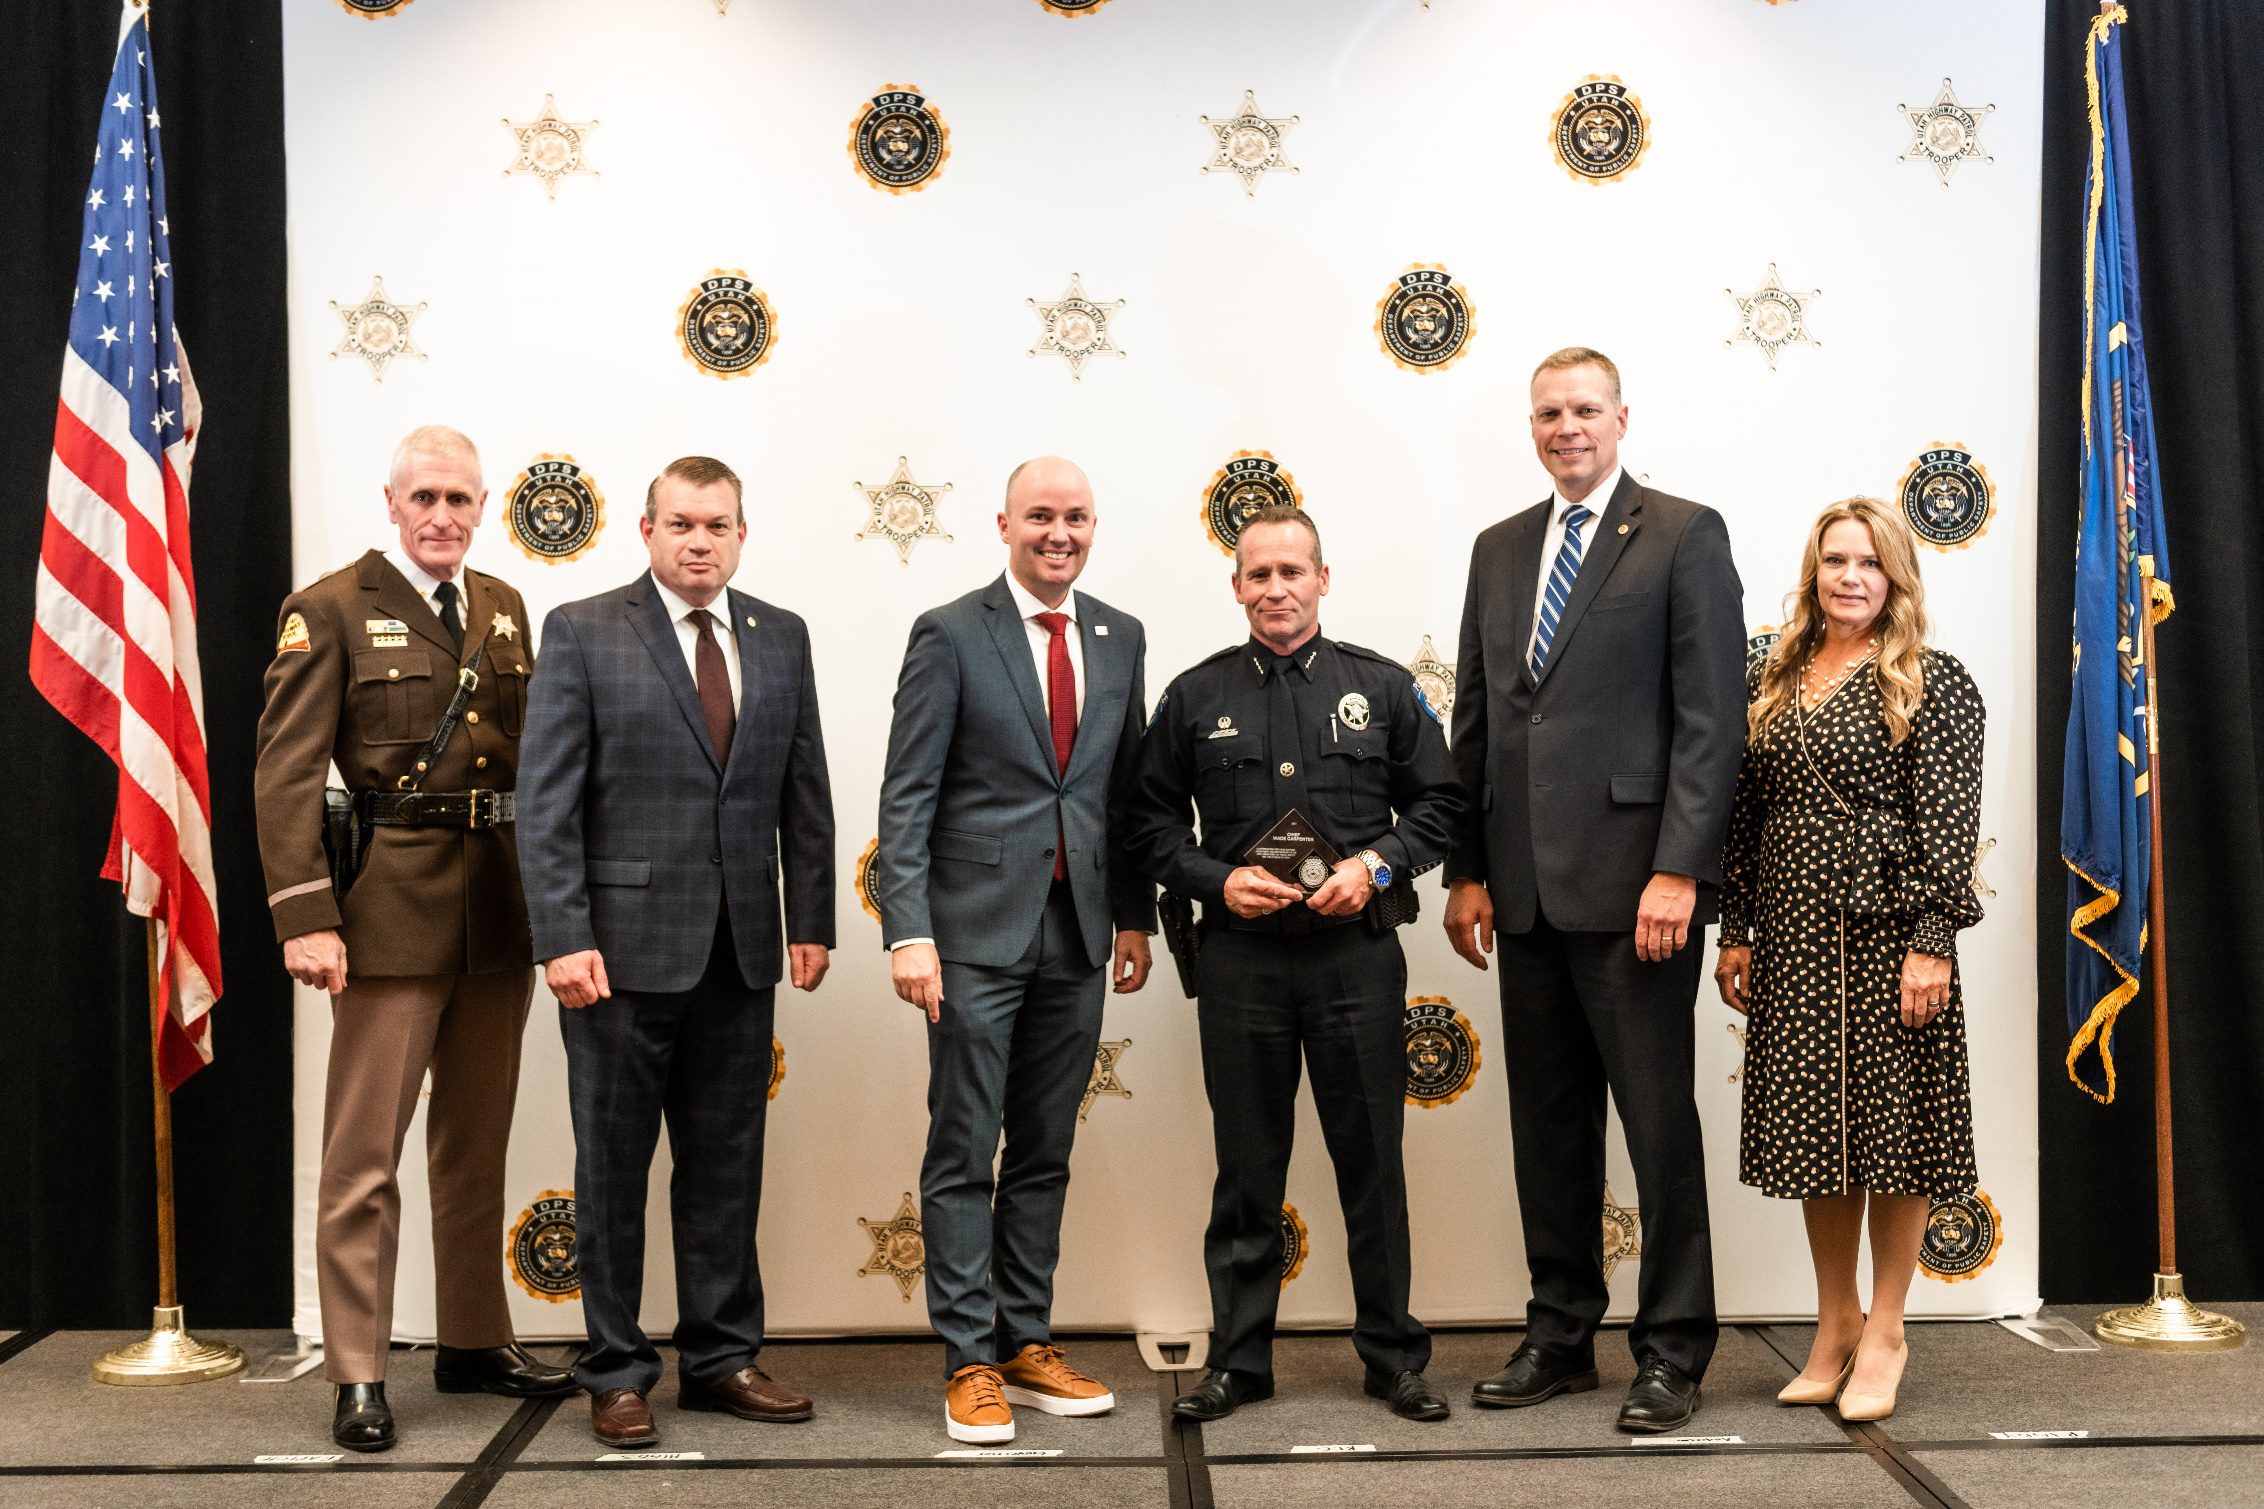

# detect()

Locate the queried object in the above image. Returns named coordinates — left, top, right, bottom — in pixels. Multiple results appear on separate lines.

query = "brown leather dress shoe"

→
left=677, top=1365, right=815, bottom=1422
left=590, top=1388, right=659, bottom=1448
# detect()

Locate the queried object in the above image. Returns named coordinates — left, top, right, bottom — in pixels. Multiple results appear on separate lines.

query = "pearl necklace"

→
left=1800, top=638, right=1878, bottom=706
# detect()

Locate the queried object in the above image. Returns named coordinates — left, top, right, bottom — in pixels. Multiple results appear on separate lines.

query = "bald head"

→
left=998, top=455, right=1097, bottom=607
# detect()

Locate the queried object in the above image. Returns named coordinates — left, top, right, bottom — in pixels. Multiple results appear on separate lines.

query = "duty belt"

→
left=360, top=789, right=516, bottom=828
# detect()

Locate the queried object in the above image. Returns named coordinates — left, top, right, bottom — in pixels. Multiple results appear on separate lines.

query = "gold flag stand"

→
left=91, top=921, right=245, bottom=1385
left=2093, top=561, right=2244, bottom=1352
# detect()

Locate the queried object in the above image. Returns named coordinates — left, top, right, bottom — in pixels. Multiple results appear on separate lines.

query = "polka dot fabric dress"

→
left=1718, top=648, right=1984, bottom=1200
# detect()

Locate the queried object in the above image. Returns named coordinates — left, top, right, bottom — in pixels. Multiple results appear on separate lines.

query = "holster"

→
left=1158, top=892, right=1199, bottom=996
left=321, top=786, right=368, bottom=899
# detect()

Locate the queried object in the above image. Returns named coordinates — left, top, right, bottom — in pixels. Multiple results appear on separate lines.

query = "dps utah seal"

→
left=1919, top=1188, right=2001, bottom=1281
left=333, top=0, right=415, bottom=16
left=1403, top=996, right=1482, bottom=1109
left=1201, top=450, right=1303, bottom=557
left=1899, top=443, right=1994, bottom=550
left=678, top=270, right=777, bottom=379
left=1278, top=1202, right=1309, bottom=1289
left=1551, top=76, right=1651, bottom=184
left=849, top=85, right=950, bottom=193
left=508, top=1191, right=580, bottom=1302
left=1375, top=265, right=1475, bottom=373
left=505, top=454, right=605, bottom=564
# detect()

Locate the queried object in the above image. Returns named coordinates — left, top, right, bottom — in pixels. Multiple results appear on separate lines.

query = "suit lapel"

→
left=363, top=551, right=459, bottom=660
left=983, top=575, right=1057, bottom=773
left=459, top=570, right=495, bottom=665
left=1507, top=508, right=1548, bottom=690
left=1535, top=472, right=1642, bottom=690
left=1062, top=592, right=1116, bottom=785
left=627, top=578, right=723, bottom=772
left=725, top=588, right=765, bottom=774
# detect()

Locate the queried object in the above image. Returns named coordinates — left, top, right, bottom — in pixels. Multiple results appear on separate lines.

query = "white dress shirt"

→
left=383, top=548, right=457, bottom=621
left=1527, top=464, right=1624, bottom=665
left=1004, top=571, right=1084, bottom=722
left=649, top=572, right=742, bottom=715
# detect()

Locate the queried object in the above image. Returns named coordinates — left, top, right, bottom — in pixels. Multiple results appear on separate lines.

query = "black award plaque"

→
left=1244, top=806, right=1344, bottom=894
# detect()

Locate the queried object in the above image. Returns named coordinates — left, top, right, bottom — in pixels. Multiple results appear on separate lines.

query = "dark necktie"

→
left=1036, top=611, right=1076, bottom=880
left=691, top=609, right=735, bottom=766
left=433, top=579, right=464, bottom=653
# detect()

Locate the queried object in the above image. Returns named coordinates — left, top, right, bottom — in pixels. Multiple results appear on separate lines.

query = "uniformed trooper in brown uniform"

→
left=254, top=425, right=573, bottom=1452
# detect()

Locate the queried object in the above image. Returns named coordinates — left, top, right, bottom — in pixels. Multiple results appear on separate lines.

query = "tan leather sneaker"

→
left=945, top=1363, right=1015, bottom=1443
left=999, top=1343, right=1116, bottom=1416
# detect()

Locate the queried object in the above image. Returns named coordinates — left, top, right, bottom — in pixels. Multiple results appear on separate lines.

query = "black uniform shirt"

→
left=1118, top=630, right=1466, bottom=921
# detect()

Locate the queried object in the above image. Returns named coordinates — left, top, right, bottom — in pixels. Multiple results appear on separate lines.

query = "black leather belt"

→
left=360, top=789, right=515, bottom=828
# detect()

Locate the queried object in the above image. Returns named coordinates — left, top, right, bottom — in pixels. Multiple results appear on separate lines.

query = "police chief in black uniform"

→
left=1119, top=505, right=1466, bottom=1423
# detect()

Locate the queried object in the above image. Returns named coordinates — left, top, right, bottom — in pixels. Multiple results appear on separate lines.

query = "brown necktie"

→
left=691, top=609, right=734, bottom=765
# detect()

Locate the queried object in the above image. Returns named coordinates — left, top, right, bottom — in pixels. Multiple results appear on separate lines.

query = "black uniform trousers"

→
left=1195, top=920, right=1429, bottom=1385
left=561, top=914, right=777, bottom=1396
left=1495, top=912, right=1717, bottom=1381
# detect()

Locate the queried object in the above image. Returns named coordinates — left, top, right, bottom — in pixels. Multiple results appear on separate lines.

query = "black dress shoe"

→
left=1170, top=1369, right=1273, bottom=1422
left=1617, top=1356, right=1701, bottom=1433
left=332, top=1382, right=394, bottom=1453
left=1470, top=1342, right=1599, bottom=1408
left=1364, top=1368, right=1450, bottom=1421
left=433, top=1343, right=578, bottom=1398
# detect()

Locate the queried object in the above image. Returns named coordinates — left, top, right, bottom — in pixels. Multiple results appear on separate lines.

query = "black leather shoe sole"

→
left=1616, top=1387, right=1700, bottom=1434
left=435, top=1370, right=579, bottom=1399
left=331, top=1418, right=394, bottom=1453
left=676, top=1389, right=814, bottom=1423
left=1170, top=1380, right=1273, bottom=1422
left=1470, top=1368, right=1599, bottom=1409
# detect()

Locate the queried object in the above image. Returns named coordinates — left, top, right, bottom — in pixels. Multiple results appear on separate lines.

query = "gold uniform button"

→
left=466, top=710, right=480, bottom=724
left=475, top=756, right=489, bottom=770
left=1278, top=762, right=1295, bottom=777
left=386, top=667, right=400, bottom=680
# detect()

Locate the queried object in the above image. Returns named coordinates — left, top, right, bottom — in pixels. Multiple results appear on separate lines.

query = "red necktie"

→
left=1036, top=611, right=1076, bottom=879
left=691, top=609, right=735, bottom=766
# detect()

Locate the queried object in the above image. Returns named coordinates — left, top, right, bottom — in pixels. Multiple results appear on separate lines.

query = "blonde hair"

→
left=1531, top=346, right=1623, bottom=407
left=388, top=424, right=481, bottom=492
left=1751, top=498, right=1930, bottom=746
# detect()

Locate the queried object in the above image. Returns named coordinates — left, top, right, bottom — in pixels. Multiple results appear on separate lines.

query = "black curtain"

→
left=2037, top=0, right=2264, bottom=1302
left=1, top=1, right=292, bottom=1328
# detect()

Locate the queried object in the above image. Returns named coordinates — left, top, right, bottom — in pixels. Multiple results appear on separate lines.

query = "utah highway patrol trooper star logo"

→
left=502, top=94, right=598, bottom=202
left=1900, top=79, right=1995, bottom=186
left=1601, top=1184, right=1643, bottom=1280
left=1919, top=1189, right=2002, bottom=1281
left=1725, top=1021, right=1747, bottom=1085
left=855, top=457, right=954, bottom=564
left=854, top=838, right=884, bottom=924
left=678, top=270, right=777, bottom=379
left=1971, top=837, right=1998, bottom=901
left=858, top=1192, right=926, bottom=1302
left=1403, top=996, right=1482, bottom=1109
left=1375, top=265, right=1476, bottom=373
left=505, top=454, right=606, bottom=564
left=1746, top=624, right=1782, bottom=672
left=1278, top=1202, right=1309, bottom=1289
left=1899, top=443, right=1994, bottom=550
left=1551, top=77, right=1650, bottom=184
left=1079, top=1040, right=1132, bottom=1122
left=333, top=0, right=415, bottom=16
left=769, top=1036, right=785, bottom=1101
left=1202, top=90, right=1299, bottom=197
left=1028, top=273, right=1125, bottom=380
left=508, top=1191, right=580, bottom=1301
left=329, top=277, right=426, bottom=382
left=1406, top=636, right=1455, bottom=722
left=849, top=85, right=950, bottom=193
left=1201, top=451, right=1302, bottom=558
left=1726, top=264, right=1821, bottom=370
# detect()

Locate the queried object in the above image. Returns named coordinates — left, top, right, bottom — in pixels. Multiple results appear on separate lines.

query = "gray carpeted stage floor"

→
left=1, top=1309, right=2258, bottom=1507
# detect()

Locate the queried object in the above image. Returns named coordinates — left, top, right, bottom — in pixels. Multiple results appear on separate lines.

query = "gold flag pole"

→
left=2093, top=560, right=2245, bottom=1350
left=90, top=920, right=245, bottom=1384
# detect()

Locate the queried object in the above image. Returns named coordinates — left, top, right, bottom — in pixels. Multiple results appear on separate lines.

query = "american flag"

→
left=29, top=1, right=222, bottom=1088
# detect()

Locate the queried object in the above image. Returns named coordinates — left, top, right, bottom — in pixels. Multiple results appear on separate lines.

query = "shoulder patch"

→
left=1147, top=687, right=1169, bottom=730
left=1412, top=677, right=1443, bottom=725
left=277, top=611, right=312, bottom=654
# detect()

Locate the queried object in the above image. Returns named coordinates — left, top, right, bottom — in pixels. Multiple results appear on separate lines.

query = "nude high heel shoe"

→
left=1836, top=1342, right=1908, bottom=1422
left=1775, top=1349, right=1856, bottom=1406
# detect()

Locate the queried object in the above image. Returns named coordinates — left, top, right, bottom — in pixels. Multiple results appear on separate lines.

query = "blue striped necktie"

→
left=1529, top=503, right=1592, bottom=676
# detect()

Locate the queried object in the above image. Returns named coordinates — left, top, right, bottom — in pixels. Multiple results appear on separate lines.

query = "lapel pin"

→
left=1617, top=523, right=1630, bottom=534
left=745, top=614, right=758, bottom=628
left=1095, top=624, right=1110, bottom=636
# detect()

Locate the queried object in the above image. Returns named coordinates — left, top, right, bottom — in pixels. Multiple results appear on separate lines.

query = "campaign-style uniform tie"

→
left=433, top=578, right=465, bottom=653
left=1529, top=503, right=1592, bottom=677
left=1035, top=611, right=1077, bottom=881
left=691, top=608, right=735, bottom=766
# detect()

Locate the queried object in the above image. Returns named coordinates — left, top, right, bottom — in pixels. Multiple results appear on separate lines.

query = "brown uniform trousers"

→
left=254, top=550, right=538, bottom=1383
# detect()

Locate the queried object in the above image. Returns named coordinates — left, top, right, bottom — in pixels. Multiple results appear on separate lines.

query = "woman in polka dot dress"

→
left=1713, top=497, right=1983, bottom=1424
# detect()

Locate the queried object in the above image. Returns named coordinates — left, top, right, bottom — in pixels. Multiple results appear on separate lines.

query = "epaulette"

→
left=1332, top=641, right=1403, bottom=671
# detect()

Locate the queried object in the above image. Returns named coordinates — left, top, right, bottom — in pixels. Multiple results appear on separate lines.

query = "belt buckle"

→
left=466, top=790, right=493, bottom=829
left=458, top=666, right=480, bottom=693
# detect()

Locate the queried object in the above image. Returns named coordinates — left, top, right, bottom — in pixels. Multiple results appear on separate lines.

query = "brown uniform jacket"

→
left=254, top=550, right=536, bottom=977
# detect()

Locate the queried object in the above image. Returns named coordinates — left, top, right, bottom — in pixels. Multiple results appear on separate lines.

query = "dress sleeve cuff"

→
left=1907, top=909, right=1958, bottom=959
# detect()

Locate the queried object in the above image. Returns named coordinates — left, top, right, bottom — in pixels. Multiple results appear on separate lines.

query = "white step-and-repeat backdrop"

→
left=283, top=0, right=2043, bottom=1345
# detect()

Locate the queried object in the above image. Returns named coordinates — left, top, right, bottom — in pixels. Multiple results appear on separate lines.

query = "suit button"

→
left=1278, top=762, right=1295, bottom=777
left=467, top=711, right=480, bottom=724
left=1044, top=848, right=1056, bottom=859
left=710, top=854, right=722, bottom=864
left=475, top=756, right=488, bottom=770
left=1531, top=714, right=1543, bottom=724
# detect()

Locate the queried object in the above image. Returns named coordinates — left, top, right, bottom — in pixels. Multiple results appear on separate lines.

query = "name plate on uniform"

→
left=1245, top=806, right=1343, bottom=894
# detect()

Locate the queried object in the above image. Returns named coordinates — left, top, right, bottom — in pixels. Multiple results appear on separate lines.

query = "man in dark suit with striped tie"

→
left=1442, top=349, right=1746, bottom=1432
left=876, top=456, right=1156, bottom=1444
left=517, top=455, right=835, bottom=1449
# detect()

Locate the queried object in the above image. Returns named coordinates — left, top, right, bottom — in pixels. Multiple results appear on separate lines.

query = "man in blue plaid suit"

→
left=518, top=455, right=835, bottom=1449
